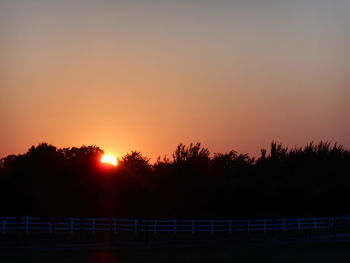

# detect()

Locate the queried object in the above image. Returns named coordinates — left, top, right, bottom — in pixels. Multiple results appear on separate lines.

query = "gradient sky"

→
left=1, top=0, right=350, bottom=161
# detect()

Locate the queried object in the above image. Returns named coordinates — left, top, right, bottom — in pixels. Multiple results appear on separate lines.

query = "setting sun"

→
left=100, top=154, right=117, bottom=166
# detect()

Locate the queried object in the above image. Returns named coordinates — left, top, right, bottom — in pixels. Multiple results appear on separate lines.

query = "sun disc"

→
left=101, top=154, right=117, bottom=166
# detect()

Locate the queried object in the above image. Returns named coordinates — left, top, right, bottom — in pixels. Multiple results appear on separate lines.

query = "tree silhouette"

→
left=118, top=151, right=151, bottom=175
left=0, top=141, right=349, bottom=217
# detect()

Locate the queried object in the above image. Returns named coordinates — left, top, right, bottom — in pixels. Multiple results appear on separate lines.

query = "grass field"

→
left=0, top=232, right=350, bottom=262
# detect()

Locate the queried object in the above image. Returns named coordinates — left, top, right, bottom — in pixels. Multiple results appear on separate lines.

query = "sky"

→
left=1, top=0, right=350, bottom=161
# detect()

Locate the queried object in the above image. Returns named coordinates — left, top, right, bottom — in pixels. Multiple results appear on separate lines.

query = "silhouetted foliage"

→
left=118, top=151, right=151, bottom=175
left=0, top=141, right=349, bottom=218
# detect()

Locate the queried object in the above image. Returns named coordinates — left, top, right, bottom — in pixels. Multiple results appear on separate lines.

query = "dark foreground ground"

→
left=1, top=232, right=350, bottom=262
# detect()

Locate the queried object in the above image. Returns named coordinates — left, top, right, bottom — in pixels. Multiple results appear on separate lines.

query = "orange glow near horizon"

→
left=100, top=154, right=117, bottom=166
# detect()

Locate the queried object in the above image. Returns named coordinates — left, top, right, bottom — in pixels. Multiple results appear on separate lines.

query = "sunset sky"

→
left=1, top=0, right=350, bottom=161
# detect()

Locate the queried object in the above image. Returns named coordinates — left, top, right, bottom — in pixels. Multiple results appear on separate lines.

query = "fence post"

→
left=264, top=219, right=267, bottom=233
left=314, top=218, right=317, bottom=231
left=330, top=216, right=334, bottom=229
left=229, top=219, right=232, bottom=234
left=247, top=220, right=250, bottom=233
left=173, top=219, right=177, bottom=234
left=211, top=220, right=214, bottom=235
left=154, top=219, right=157, bottom=234
left=297, top=218, right=300, bottom=232
left=113, top=218, right=117, bottom=233
left=134, top=219, right=138, bottom=233
left=26, top=216, right=29, bottom=233
left=192, top=219, right=195, bottom=234
left=49, top=219, right=52, bottom=233
left=2, top=217, right=6, bottom=234
left=70, top=217, right=74, bottom=233
left=92, top=218, right=96, bottom=233
left=283, top=219, right=286, bottom=232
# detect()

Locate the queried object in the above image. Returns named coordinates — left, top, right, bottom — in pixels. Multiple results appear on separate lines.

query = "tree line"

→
left=0, top=141, right=349, bottom=218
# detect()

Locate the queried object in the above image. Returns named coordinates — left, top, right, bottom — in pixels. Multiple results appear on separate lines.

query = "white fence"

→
left=0, top=216, right=348, bottom=234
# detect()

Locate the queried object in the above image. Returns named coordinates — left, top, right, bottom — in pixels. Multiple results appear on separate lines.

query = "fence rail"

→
left=0, top=216, right=349, bottom=234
